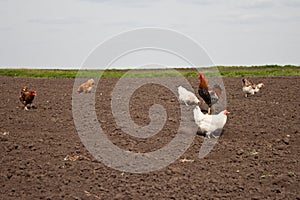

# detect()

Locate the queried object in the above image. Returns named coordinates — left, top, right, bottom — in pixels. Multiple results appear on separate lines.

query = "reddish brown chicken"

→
left=19, top=86, right=36, bottom=110
left=198, top=73, right=222, bottom=114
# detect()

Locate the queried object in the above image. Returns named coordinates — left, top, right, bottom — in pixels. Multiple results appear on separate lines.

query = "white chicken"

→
left=178, top=86, right=202, bottom=106
left=193, top=106, right=229, bottom=138
left=242, top=85, right=255, bottom=97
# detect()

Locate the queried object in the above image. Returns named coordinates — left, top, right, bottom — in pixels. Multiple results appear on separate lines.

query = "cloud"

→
left=235, top=0, right=275, bottom=9
left=279, top=0, right=300, bottom=7
left=221, top=13, right=300, bottom=26
left=212, top=0, right=300, bottom=26
left=0, top=26, right=12, bottom=31
left=180, top=0, right=223, bottom=6
left=79, top=0, right=157, bottom=8
left=233, top=0, right=300, bottom=9
left=219, top=13, right=264, bottom=25
left=28, top=17, right=84, bottom=25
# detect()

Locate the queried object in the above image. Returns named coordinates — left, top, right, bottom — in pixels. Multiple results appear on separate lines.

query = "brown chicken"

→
left=19, top=86, right=36, bottom=110
left=198, top=73, right=222, bottom=114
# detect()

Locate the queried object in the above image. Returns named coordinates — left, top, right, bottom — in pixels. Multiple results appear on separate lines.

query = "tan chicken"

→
left=77, top=79, right=95, bottom=93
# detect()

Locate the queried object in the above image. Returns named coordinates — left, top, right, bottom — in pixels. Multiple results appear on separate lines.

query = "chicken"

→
left=242, top=78, right=264, bottom=97
left=242, top=78, right=255, bottom=97
left=193, top=106, right=229, bottom=138
left=77, top=79, right=95, bottom=93
left=198, top=73, right=222, bottom=114
left=19, top=86, right=36, bottom=110
left=253, top=82, right=265, bottom=93
left=242, top=85, right=255, bottom=97
left=178, top=86, right=202, bottom=106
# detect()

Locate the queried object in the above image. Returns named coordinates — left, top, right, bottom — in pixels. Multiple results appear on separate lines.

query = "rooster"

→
left=77, top=79, right=95, bottom=93
left=19, top=86, right=36, bottom=110
left=198, top=73, right=222, bottom=114
left=193, top=106, right=229, bottom=138
left=242, top=78, right=264, bottom=97
left=178, top=86, right=202, bottom=106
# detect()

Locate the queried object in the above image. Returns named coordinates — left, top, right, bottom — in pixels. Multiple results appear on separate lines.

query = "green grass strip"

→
left=0, top=65, right=299, bottom=78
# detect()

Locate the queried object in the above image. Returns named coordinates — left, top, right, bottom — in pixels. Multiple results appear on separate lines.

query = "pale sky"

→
left=0, top=0, right=299, bottom=69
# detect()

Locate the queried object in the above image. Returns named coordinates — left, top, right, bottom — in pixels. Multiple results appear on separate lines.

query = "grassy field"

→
left=0, top=65, right=299, bottom=78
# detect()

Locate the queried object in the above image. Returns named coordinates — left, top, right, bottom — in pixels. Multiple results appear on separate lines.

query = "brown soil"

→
left=0, top=76, right=299, bottom=199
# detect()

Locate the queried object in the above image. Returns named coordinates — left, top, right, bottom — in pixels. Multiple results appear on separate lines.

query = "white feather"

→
left=242, top=85, right=255, bottom=97
left=178, top=86, right=200, bottom=106
left=193, top=106, right=228, bottom=138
